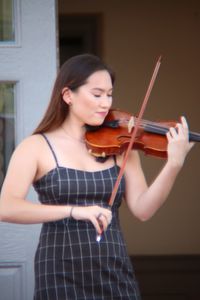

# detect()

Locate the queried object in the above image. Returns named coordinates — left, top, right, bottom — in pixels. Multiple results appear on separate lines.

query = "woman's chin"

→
left=86, top=118, right=105, bottom=127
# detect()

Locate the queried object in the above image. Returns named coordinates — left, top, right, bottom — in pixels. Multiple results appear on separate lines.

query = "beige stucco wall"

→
left=58, top=0, right=200, bottom=255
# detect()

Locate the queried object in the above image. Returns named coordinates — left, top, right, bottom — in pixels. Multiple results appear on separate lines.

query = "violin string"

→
left=139, top=120, right=170, bottom=132
left=117, top=118, right=171, bottom=131
left=116, top=117, right=200, bottom=139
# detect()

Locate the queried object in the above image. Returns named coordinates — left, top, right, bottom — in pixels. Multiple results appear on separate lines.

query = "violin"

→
left=85, top=109, right=200, bottom=159
left=92, top=57, right=198, bottom=242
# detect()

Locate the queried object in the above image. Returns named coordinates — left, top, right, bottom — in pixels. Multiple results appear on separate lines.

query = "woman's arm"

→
left=123, top=116, right=194, bottom=221
left=0, top=136, right=111, bottom=233
left=0, top=135, right=72, bottom=223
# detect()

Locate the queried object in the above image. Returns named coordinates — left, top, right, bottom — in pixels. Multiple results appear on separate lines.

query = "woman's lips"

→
left=95, top=111, right=108, bottom=118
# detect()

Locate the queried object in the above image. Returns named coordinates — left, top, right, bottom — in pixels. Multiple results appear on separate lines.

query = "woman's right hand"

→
left=70, top=205, right=112, bottom=234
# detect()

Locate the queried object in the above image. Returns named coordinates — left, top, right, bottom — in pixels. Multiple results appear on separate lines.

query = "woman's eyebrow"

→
left=91, top=87, right=113, bottom=92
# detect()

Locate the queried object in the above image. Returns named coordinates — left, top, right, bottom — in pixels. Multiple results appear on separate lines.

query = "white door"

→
left=0, top=0, right=57, bottom=299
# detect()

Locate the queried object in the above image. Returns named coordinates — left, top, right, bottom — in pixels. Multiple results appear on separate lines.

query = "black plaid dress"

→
left=33, top=134, right=141, bottom=300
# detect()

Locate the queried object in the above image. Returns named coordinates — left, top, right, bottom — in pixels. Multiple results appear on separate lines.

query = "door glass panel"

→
left=0, top=83, right=15, bottom=187
left=0, top=0, right=15, bottom=42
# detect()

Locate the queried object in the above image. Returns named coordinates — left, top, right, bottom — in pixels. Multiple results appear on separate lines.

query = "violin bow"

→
left=96, top=55, right=162, bottom=242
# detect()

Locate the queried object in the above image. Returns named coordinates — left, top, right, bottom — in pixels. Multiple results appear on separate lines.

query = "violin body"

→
left=85, top=109, right=200, bottom=159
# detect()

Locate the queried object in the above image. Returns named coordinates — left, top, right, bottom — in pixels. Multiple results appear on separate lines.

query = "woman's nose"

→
left=100, top=95, right=112, bottom=108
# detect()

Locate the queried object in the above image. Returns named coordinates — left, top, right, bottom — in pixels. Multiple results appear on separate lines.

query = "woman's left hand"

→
left=166, top=116, right=194, bottom=168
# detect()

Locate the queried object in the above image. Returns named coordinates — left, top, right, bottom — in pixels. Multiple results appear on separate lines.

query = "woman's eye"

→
left=92, top=93, right=112, bottom=98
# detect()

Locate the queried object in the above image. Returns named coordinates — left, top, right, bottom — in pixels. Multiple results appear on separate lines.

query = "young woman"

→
left=0, top=54, right=193, bottom=299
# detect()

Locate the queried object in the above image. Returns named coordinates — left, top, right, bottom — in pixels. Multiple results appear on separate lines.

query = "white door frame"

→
left=0, top=1, right=58, bottom=299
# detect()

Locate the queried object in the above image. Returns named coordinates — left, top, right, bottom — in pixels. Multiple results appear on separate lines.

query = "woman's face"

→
left=68, top=70, right=113, bottom=126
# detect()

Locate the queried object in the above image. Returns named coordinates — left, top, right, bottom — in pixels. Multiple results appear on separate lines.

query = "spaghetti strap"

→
left=41, top=133, right=59, bottom=167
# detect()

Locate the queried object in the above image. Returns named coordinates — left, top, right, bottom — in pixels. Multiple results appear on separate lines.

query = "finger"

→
left=180, top=116, right=190, bottom=137
left=90, top=206, right=112, bottom=233
left=101, top=208, right=112, bottom=224
left=166, top=131, right=172, bottom=142
left=91, top=216, right=103, bottom=234
left=176, top=123, right=185, bottom=137
left=169, top=127, right=178, bottom=138
left=97, top=214, right=109, bottom=231
left=180, top=116, right=189, bottom=129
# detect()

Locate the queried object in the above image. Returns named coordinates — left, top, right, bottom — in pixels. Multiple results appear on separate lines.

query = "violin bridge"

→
left=128, top=116, right=134, bottom=133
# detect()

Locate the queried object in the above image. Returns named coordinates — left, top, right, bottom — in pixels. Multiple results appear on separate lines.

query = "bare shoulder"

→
left=1, top=135, right=46, bottom=195
left=7, top=134, right=46, bottom=175
left=13, top=134, right=44, bottom=157
left=13, top=133, right=58, bottom=182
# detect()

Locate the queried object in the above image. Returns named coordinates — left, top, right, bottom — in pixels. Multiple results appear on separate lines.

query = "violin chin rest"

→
left=88, top=149, right=106, bottom=158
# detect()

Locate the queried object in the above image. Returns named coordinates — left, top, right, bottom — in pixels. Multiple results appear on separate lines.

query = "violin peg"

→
left=128, top=116, right=134, bottom=133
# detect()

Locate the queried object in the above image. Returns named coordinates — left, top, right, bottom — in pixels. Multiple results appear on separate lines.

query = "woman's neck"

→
left=61, top=118, right=86, bottom=143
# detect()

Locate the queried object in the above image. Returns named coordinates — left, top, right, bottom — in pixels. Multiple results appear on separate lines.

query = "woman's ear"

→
left=61, top=87, right=72, bottom=105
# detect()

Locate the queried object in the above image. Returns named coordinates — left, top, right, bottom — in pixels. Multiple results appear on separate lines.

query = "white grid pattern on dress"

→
left=33, top=134, right=141, bottom=299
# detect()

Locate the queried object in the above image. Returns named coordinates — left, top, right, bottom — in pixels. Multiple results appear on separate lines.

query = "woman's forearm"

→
left=0, top=197, right=112, bottom=233
left=0, top=197, right=72, bottom=224
left=131, top=161, right=182, bottom=221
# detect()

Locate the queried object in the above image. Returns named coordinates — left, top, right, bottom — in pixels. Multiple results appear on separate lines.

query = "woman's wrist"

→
left=166, top=157, right=184, bottom=171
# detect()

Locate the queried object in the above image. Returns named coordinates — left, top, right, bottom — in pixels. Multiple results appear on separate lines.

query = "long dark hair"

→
left=33, top=54, right=115, bottom=134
